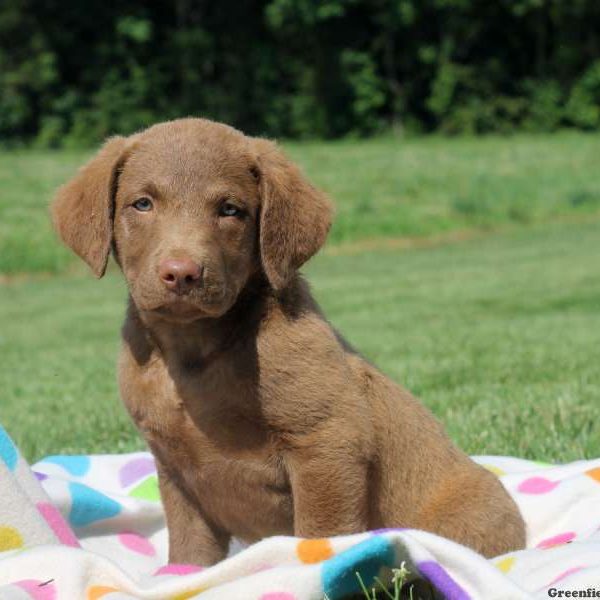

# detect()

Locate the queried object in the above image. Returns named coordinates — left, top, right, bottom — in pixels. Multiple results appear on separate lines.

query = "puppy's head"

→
left=52, top=118, right=332, bottom=322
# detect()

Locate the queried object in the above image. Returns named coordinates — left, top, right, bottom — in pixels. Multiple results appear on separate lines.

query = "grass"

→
left=1, top=218, right=598, bottom=462
left=289, top=131, right=600, bottom=245
left=2, top=131, right=600, bottom=275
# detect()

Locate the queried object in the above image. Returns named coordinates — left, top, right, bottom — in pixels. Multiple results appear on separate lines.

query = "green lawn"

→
left=1, top=131, right=600, bottom=275
left=1, top=219, right=598, bottom=463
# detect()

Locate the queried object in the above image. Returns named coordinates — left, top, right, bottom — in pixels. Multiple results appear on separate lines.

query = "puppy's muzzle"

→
left=159, top=258, right=204, bottom=295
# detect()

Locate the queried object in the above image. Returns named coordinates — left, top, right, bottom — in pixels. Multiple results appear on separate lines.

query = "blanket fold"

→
left=1, top=425, right=599, bottom=600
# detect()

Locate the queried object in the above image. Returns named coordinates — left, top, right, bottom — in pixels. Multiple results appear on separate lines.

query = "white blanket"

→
left=0, top=424, right=599, bottom=599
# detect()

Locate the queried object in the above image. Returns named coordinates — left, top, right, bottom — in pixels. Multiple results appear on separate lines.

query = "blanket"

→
left=0, top=424, right=599, bottom=599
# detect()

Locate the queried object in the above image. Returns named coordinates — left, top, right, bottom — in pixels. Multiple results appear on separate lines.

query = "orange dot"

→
left=297, top=538, right=333, bottom=564
left=585, top=467, right=600, bottom=483
left=87, top=586, right=119, bottom=600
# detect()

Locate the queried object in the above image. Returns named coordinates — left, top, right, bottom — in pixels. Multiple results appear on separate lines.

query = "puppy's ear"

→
left=51, top=136, right=128, bottom=277
left=254, top=138, right=333, bottom=290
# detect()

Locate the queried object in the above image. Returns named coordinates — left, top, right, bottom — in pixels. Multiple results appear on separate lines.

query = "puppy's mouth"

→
left=143, top=291, right=230, bottom=322
left=155, top=300, right=206, bottom=319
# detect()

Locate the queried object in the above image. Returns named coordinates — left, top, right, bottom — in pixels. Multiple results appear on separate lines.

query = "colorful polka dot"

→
left=536, top=531, right=575, bottom=549
left=297, top=538, right=333, bottom=564
left=585, top=467, right=600, bottom=483
left=495, top=556, right=515, bottom=573
left=171, top=588, right=206, bottom=600
left=545, top=566, right=586, bottom=587
left=68, top=482, right=122, bottom=527
left=155, top=564, right=204, bottom=576
left=0, top=426, right=18, bottom=471
left=322, top=535, right=395, bottom=599
left=119, top=457, right=155, bottom=487
left=0, top=526, right=24, bottom=551
left=87, top=585, right=119, bottom=600
left=418, top=561, right=471, bottom=600
left=42, top=455, right=91, bottom=477
left=482, top=464, right=506, bottom=477
left=37, top=502, right=80, bottom=548
left=252, top=563, right=275, bottom=574
left=14, top=579, right=56, bottom=600
left=128, top=475, right=161, bottom=502
left=118, top=531, right=156, bottom=556
left=370, top=527, right=407, bottom=535
left=517, top=477, right=559, bottom=494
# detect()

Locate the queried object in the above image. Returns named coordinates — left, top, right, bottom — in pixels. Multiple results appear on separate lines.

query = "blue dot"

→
left=42, top=455, right=91, bottom=476
left=0, top=426, right=18, bottom=471
left=322, top=535, right=395, bottom=599
left=68, top=482, right=122, bottom=527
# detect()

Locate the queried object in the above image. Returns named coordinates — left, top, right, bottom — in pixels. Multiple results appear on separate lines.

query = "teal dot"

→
left=42, top=455, right=91, bottom=476
left=322, top=536, right=395, bottom=599
left=0, top=426, right=18, bottom=471
left=68, top=482, right=122, bottom=527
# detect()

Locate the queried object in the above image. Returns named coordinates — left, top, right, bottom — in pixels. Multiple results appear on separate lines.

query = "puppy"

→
left=52, top=118, right=526, bottom=565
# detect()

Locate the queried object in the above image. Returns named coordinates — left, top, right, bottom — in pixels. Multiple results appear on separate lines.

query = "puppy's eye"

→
left=132, top=197, right=153, bottom=212
left=219, top=202, right=243, bottom=218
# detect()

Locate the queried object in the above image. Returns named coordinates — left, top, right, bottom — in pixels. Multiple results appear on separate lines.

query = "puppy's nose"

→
left=159, top=258, right=203, bottom=293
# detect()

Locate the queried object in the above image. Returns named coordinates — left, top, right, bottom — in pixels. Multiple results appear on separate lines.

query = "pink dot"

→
left=36, top=502, right=80, bottom=548
left=545, top=566, right=585, bottom=587
left=14, top=579, right=56, bottom=600
left=118, top=531, right=156, bottom=556
left=154, top=564, right=204, bottom=576
left=253, top=563, right=275, bottom=573
left=537, top=531, right=576, bottom=549
left=517, top=477, right=560, bottom=494
left=259, top=594, right=297, bottom=600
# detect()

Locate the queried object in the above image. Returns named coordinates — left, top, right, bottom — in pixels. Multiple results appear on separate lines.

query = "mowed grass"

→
left=1, top=220, right=598, bottom=463
left=1, top=131, right=600, bottom=275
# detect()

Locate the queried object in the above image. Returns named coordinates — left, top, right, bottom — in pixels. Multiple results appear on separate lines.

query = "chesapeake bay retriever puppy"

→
left=52, top=118, right=525, bottom=564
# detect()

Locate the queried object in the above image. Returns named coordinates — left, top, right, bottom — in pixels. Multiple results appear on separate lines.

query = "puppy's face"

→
left=52, top=118, right=333, bottom=323
left=113, top=124, right=260, bottom=321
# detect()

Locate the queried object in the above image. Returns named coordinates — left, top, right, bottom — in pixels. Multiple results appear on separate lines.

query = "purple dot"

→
left=371, top=527, right=408, bottom=535
left=119, top=457, right=156, bottom=487
left=34, top=471, right=48, bottom=481
left=418, top=561, right=471, bottom=600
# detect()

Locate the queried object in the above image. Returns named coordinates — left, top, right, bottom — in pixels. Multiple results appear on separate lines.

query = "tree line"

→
left=1, top=0, right=599, bottom=145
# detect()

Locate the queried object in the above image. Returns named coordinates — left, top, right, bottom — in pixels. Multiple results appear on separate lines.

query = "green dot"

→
left=128, top=475, right=160, bottom=502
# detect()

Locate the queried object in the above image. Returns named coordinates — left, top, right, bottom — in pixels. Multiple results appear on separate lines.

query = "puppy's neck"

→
left=124, top=277, right=270, bottom=370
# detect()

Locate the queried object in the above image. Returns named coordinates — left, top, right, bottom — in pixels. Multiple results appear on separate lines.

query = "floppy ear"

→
left=51, top=136, right=128, bottom=277
left=254, top=138, right=333, bottom=290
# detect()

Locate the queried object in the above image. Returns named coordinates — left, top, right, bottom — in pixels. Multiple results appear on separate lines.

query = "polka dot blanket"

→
left=1, top=425, right=600, bottom=599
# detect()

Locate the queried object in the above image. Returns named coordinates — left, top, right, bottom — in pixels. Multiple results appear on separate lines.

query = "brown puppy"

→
left=52, top=118, right=526, bottom=565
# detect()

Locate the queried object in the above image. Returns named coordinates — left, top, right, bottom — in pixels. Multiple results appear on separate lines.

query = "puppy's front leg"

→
left=286, top=435, right=369, bottom=538
left=156, top=463, right=230, bottom=566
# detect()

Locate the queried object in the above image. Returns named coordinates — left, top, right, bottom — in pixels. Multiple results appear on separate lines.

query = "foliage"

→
left=354, top=562, right=416, bottom=599
left=0, top=0, right=599, bottom=144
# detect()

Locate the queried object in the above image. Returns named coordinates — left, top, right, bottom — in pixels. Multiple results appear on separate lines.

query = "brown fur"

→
left=52, top=118, right=526, bottom=565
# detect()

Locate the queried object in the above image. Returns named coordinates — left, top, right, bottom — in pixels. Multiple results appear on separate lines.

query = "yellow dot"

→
left=495, top=556, right=516, bottom=573
left=297, top=538, right=334, bottom=564
left=0, top=526, right=23, bottom=551
left=171, top=589, right=206, bottom=600
left=482, top=464, right=506, bottom=477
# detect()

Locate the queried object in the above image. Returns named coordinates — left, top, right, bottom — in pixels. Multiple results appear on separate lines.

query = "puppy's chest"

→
left=122, top=356, right=294, bottom=541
